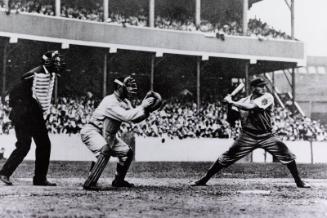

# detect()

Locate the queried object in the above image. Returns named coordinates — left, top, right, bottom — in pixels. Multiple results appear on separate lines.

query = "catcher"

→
left=191, top=78, right=310, bottom=188
left=81, top=76, right=161, bottom=190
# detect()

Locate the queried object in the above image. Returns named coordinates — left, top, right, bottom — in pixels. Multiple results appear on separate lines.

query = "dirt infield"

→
left=1, top=162, right=327, bottom=218
left=1, top=178, right=327, bottom=218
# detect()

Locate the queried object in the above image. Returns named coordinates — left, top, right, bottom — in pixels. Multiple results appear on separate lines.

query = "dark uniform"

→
left=219, top=92, right=295, bottom=166
left=0, top=51, right=64, bottom=186
left=191, top=78, right=310, bottom=188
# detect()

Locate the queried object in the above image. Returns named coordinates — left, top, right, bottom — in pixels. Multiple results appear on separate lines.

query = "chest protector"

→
left=32, top=73, right=56, bottom=116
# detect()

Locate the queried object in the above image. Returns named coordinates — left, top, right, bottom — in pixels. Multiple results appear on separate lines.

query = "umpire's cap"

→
left=250, top=78, right=267, bottom=87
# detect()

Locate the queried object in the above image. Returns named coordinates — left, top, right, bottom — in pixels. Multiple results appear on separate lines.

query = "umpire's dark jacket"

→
left=9, top=66, right=45, bottom=126
left=0, top=65, right=52, bottom=180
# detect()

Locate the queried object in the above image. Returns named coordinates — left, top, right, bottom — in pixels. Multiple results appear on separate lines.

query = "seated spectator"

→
left=0, top=1, right=292, bottom=40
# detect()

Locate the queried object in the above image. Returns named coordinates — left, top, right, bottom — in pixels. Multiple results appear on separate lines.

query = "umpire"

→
left=191, top=77, right=310, bottom=188
left=0, top=51, right=65, bottom=186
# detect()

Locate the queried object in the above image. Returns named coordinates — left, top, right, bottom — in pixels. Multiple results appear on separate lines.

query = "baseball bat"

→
left=230, top=82, right=244, bottom=97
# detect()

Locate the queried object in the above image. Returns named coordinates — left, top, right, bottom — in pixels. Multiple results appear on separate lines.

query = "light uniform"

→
left=218, top=92, right=296, bottom=166
left=80, top=93, right=146, bottom=163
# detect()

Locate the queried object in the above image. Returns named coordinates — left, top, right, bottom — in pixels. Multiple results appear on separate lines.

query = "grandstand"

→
left=0, top=0, right=303, bottom=99
left=0, top=0, right=312, bottom=136
left=1, top=2, right=327, bottom=218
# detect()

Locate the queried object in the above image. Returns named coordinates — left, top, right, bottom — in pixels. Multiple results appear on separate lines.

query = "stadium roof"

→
left=249, top=0, right=264, bottom=8
left=273, top=56, right=327, bottom=76
left=307, top=56, right=327, bottom=66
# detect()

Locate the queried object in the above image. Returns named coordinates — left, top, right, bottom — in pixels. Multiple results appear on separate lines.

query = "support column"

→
left=103, top=52, right=108, bottom=97
left=244, top=61, right=249, bottom=95
left=150, top=54, right=155, bottom=90
left=55, top=0, right=61, bottom=16
left=292, top=67, right=295, bottom=110
left=272, top=71, right=275, bottom=94
left=149, top=0, right=155, bottom=27
left=54, top=75, right=58, bottom=103
left=2, top=40, right=8, bottom=97
left=310, top=140, right=313, bottom=164
left=195, top=0, right=201, bottom=29
left=196, top=57, right=201, bottom=109
left=242, top=0, right=248, bottom=35
left=103, top=0, right=109, bottom=22
left=244, top=60, right=251, bottom=162
left=291, top=0, right=294, bottom=39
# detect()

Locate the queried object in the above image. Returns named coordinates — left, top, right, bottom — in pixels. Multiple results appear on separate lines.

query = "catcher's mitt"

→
left=143, top=91, right=162, bottom=112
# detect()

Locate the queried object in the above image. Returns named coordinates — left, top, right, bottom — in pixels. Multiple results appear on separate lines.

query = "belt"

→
left=243, top=127, right=272, bottom=136
left=88, top=122, right=102, bottom=132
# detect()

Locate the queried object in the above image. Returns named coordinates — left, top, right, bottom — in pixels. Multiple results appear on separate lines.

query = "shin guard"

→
left=84, top=154, right=110, bottom=187
left=114, top=149, right=133, bottom=182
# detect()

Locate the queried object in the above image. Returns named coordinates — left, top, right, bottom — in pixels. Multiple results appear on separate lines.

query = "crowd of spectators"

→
left=45, top=96, right=96, bottom=135
left=247, top=18, right=292, bottom=40
left=2, top=0, right=55, bottom=16
left=273, top=107, right=326, bottom=141
left=1, top=0, right=292, bottom=40
left=0, top=97, right=11, bottom=135
left=133, top=98, right=234, bottom=140
left=60, top=3, right=103, bottom=21
left=0, top=96, right=326, bottom=141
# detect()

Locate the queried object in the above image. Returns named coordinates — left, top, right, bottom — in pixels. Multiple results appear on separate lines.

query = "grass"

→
left=2, top=160, right=327, bottom=179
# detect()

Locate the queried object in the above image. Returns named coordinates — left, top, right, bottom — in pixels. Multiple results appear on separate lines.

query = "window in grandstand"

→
left=307, top=66, right=316, bottom=74
left=317, top=66, right=326, bottom=74
left=297, top=67, right=307, bottom=74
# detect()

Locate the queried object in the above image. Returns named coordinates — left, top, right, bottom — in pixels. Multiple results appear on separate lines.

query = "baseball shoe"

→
left=33, top=179, right=56, bottom=186
left=296, top=181, right=311, bottom=188
left=83, top=184, right=114, bottom=191
left=83, top=184, right=102, bottom=191
left=0, top=174, right=13, bottom=185
left=190, top=179, right=207, bottom=186
left=112, top=179, right=134, bottom=188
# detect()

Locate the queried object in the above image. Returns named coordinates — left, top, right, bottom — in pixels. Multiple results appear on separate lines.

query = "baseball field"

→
left=0, top=161, right=327, bottom=218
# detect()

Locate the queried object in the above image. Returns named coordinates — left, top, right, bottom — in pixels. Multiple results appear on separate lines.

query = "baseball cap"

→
left=250, top=78, right=267, bottom=87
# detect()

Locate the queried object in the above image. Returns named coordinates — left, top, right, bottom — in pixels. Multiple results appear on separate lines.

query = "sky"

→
left=248, top=0, right=327, bottom=56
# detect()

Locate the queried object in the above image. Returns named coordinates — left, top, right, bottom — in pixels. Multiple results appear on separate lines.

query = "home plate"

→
left=237, top=190, right=271, bottom=195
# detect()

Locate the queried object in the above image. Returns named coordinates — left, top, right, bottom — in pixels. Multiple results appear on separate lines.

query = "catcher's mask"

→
left=42, top=50, right=66, bottom=74
left=114, top=76, right=138, bottom=99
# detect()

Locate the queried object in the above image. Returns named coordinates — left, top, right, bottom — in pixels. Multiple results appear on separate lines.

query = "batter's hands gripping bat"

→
left=225, top=82, right=244, bottom=127
left=223, top=82, right=244, bottom=103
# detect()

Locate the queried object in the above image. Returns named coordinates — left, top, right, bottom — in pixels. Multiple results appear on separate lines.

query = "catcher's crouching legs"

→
left=83, top=145, right=111, bottom=189
left=112, top=149, right=134, bottom=187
